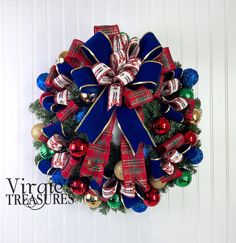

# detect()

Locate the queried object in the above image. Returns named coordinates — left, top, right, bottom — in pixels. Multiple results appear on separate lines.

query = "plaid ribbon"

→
left=56, top=100, right=79, bottom=122
left=79, top=113, right=116, bottom=185
left=61, top=156, right=82, bottom=179
left=121, top=138, right=150, bottom=192
left=160, top=165, right=183, bottom=183
left=153, top=75, right=164, bottom=98
left=45, top=65, right=58, bottom=90
left=123, top=86, right=153, bottom=109
left=64, top=39, right=92, bottom=68
left=184, top=99, right=195, bottom=120
left=159, top=133, right=185, bottom=153
left=94, top=25, right=120, bottom=43
left=156, top=47, right=176, bottom=74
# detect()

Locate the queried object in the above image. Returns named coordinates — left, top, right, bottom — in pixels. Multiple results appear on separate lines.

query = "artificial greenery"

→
left=29, top=60, right=202, bottom=214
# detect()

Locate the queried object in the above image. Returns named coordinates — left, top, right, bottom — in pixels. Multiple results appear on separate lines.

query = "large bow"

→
left=71, top=30, right=163, bottom=154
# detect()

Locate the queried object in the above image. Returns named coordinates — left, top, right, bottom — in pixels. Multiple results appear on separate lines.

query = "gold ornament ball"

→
left=57, top=51, right=68, bottom=64
left=83, top=193, right=102, bottom=209
left=149, top=176, right=167, bottom=189
left=58, top=51, right=68, bottom=59
left=31, top=123, right=44, bottom=141
left=80, top=93, right=97, bottom=104
left=190, top=109, right=202, bottom=124
left=114, top=160, right=124, bottom=181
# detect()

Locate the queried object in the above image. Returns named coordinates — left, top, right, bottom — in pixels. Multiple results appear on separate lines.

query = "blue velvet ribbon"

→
left=71, top=32, right=163, bottom=154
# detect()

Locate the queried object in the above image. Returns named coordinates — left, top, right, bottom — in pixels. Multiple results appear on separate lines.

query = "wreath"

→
left=29, top=25, right=203, bottom=214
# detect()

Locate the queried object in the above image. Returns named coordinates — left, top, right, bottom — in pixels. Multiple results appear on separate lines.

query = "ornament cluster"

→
left=30, top=25, right=203, bottom=214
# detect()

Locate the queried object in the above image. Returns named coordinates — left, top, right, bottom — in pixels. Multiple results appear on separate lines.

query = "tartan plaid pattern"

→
left=121, top=138, right=149, bottom=192
left=61, top=156, right=82, bottom=179
left=45, top=65, right=58, bottom=89
left=160, top=133, right=185, bottom=153
left=80, top=113, right=116, bottom=185
left=56, top=100, right=79, bottom=122
left=153, top=74, right=164, bottom=98
left=94, top=25, right=120, bottom=41
left=64, top=39, right=92, bottom=68
left=184, top=99, right=195, bottom=120
left=156, top=47, right=176, bottom=74
left=124, top=86, right=153, bottom=109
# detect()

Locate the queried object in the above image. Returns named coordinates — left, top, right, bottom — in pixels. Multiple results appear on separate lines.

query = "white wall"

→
left=0, top=0, right=236, bottom=243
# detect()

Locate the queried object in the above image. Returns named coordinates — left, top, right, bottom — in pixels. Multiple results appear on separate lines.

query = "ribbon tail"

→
left=117, top=105, right=156, bottom=154
left=121, top=138, right=150, bottom=192
left=80, top=113, right=116, bottom=185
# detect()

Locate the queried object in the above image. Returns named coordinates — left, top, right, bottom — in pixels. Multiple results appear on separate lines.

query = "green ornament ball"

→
left=179, top=88, right=194, bottom=99
left=40, top=144, right=55, bottom=159
left=107, top=194, right=122, bottom=209
left=174, top=170, right=192, bottom=187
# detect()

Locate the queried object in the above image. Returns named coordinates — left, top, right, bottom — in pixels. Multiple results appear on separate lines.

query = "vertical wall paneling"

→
left=0, top=0, right=236, bottom=243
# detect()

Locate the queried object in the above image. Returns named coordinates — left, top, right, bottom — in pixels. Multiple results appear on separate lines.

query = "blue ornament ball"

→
left=51, top=170, right=69, bottom=186
left=181, top=68, right=199, bottom=88
left=131, top=201, right=148, bottom=213
left=184, top=147, right=203, bottom=165
left=36, top=73, right=49, bottom=91
left=75, top=106, right=89, bottom=123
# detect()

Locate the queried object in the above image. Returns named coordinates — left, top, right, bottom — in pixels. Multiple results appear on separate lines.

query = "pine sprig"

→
left=29, top=99, right=56, bottom=124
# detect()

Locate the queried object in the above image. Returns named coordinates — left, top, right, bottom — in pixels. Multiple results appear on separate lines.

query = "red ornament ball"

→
left=143, top=189, right=161, bottom=207
left=69, top=139, right=88, bottom=158
left=151, top=117, right=171, bottom=135
left=69, top=178, right=89, bottom=195
left=184, top=131, right=198, bottom=145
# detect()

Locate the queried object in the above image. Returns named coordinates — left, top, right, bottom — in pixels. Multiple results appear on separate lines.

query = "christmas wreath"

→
left=30, top=25, right=203, bottom=214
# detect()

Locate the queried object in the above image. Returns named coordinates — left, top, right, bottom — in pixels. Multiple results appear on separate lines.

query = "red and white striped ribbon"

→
left=52, top=74, right=73, bottom=90
left=161, top=78, right=180, bottom=96
left=51, top=152, right=70, bottom=169
left=47, top=134, right=67, bottom=152
left=166, top=97, right=188, bottom=111
left=163, top=149, right=183, bottom=163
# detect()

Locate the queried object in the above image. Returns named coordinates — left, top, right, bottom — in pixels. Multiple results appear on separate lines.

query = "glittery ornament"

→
left=174, top=170, right=192, bottom=187
left=181, top=68, right=199, bottom=88
left=40, top=144, right=55, bottom=159
left=36, top=73, right=49, bottom=91
left=107, top=194, right=122, bottom=209
left=179, top=88, right=194, bottom=99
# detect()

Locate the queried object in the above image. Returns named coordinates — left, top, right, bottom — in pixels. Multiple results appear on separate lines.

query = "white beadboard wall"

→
left=0, top=0, right=236, bottom=243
